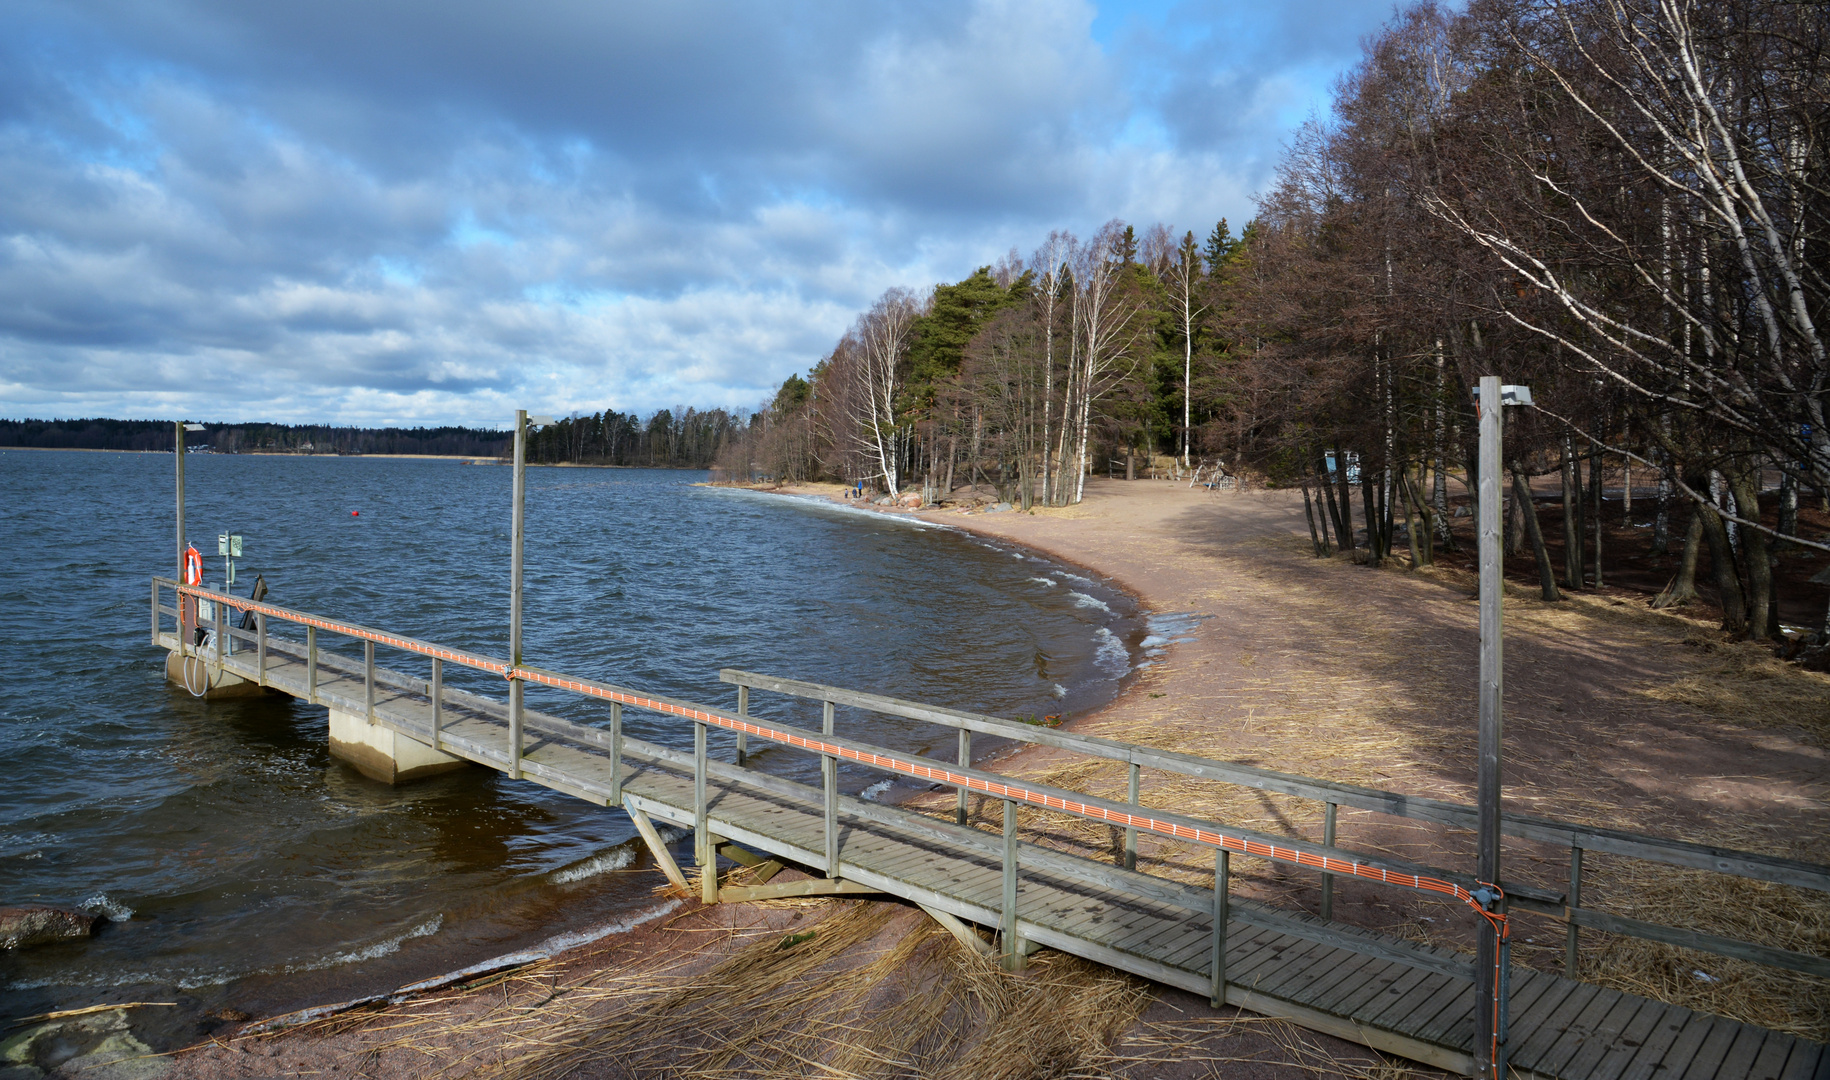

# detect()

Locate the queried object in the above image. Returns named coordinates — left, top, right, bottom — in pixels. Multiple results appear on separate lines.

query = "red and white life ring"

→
left=183, top=544, right=204, bottom=586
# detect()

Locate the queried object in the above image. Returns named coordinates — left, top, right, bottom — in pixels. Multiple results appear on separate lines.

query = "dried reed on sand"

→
left=467, top=900, right=1156, bottom=1080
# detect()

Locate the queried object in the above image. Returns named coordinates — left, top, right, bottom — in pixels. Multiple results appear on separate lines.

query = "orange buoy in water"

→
left=351, top=510, right=359, bottom=516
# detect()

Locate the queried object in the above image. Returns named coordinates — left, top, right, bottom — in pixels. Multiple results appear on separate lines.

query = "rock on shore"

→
left=0, top=906, right=98, bottom=949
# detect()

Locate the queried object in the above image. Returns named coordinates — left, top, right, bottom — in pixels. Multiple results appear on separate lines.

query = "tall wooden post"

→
left=509, top=409, right=527, bottom=779
left=1476, top=375, right=1505, bottom=1079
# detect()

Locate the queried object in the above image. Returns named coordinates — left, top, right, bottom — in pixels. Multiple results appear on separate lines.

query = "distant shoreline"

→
left=0, top=445, right=706, bottom=468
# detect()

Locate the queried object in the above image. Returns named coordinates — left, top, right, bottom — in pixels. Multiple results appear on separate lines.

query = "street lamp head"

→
left=184, top=423, right=206, bottom=432
left=528, top=415, right=556, bottom=427
left=1470, top=385, right=1532, bottom=407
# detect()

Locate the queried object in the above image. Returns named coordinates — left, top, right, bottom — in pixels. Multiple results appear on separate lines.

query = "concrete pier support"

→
left=328, top=707, right=469, bottom=784
left=163, top=650, right=269, bottom=700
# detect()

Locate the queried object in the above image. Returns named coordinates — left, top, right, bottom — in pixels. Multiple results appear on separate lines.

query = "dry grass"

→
left=1635, top=635, right=1830, bottom=747
left=455, top=901, right=1159, bottom=1080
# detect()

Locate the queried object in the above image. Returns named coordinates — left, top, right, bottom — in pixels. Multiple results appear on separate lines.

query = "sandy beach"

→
left=99, top=476, right=1827, bottom=1080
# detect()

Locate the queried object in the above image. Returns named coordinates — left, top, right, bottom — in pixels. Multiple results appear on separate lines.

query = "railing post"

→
left=257, top=612, right=267, bottom=685
left=430, top=657, right=443, bottom=753
left=696, top=720, right=716, bottom=904
left=956, top=728, right=971, bottom=826
left=509, top=676, right=523, bottom=780
left=150, top=581, right=160, bottom=646
left=1320, top=801, right=1338, bottom=920
left=1565, top=845, right=1583, bottom=977
left=735, top=684, right=749, bottom=766
left=1211, top=848, right=1229, bottom=1007
left=1123, top=761, right=1141, bottom=870
left=823, top=699, right=838, bottom=878
left=365, top=639, right=376, bottom=722
left=306, top=625, right=317, bottom=701
left=214, top=591, right=225, bottom=667
left=1003, top=799, right=1025, bottom=971
left=609, top=701, right=623, bottom=805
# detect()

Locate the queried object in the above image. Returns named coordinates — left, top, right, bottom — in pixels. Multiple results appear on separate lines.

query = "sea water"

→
left=0, top=452, right=1140, bottom=1045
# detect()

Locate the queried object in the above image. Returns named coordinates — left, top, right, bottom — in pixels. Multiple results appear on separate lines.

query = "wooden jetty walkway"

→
left=153, top=577, right=1830, bottom=1080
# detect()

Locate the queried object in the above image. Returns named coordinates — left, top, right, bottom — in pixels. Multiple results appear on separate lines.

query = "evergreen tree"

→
left=1204, top=219, right=1240, bottom=276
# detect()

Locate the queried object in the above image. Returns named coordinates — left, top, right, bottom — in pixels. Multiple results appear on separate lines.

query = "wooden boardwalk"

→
left=153, top=603, right=1829, bottom=1080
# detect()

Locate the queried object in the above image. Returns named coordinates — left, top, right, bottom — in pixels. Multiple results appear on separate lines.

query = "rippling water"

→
left=0, top=451, right=1141, bottom=1043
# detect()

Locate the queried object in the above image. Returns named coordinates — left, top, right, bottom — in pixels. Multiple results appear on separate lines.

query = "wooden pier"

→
left=153, top=577, right=1830, bottom=1080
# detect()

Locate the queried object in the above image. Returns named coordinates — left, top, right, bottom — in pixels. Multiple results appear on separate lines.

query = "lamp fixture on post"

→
left=509, top=411, right=555, bottom=780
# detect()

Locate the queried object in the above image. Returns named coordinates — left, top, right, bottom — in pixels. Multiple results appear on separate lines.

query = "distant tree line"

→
left=0, top=410, right=749, bottom=469
left=0, top=417, right=512, bottom=456
left=521, top=407, right=744, bottom=468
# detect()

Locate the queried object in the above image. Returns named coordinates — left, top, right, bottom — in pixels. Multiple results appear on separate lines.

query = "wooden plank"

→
left=1308, top=955, right=1405, bottom=1015
left=1345, top=964, right=1437, bottom=1024
left=1710, top=1025, right=1773, bottom=1080
left=1616, top=1005, right=1702, bottom=1080
left=1557, top=994, right=1658, bottom=1080
left=1511, top=981, right=1604, bottom=1068
left=1397, top=974, right=1476, bottom=1046
left=1538, top=985, right=1634, bottom=1077
left=1775, top=1039, right=1825, bottom=1080
left=1675, top=1017, right=1747, bottom=1080
left=1749, top=1032, right=1798, bottom=1080
left=1587, top=1000, right=1679, bottom=1080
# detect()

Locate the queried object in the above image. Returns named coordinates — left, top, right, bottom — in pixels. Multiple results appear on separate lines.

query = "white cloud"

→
left=0, top=0, right=1397, bottom=425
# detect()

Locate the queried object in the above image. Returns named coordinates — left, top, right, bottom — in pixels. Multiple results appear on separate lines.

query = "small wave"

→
left=1026, top=577, right=1057, bottom=587
left=859, top=779, right=893, bottom=802
left=531, top=900, right=682, bottom=955
left=1051, top=683, right=1067, bottom=699
left=551, top=845, right=634, bottom=884
left=1069, top=592, right=1112, bottom=613
left=286, top=915, right=444, bottom=974
left=1093, top=628, right=1129, bottom=676
left=82, top=894, right=134, bottom=921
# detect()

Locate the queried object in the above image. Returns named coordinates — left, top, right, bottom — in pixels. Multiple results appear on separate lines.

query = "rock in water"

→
left=0, top=906, right=97, bottom=949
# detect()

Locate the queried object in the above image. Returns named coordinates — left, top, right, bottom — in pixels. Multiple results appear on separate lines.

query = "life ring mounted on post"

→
left=183, top=544, right=204, bottom=586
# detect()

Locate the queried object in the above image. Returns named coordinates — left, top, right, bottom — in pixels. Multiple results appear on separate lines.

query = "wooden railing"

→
left=719, top=668, right=1830, bottom=983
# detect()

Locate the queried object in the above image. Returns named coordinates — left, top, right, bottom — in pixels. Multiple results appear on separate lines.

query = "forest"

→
left=0, top=409, right=744, bottom=470
left=715, top=0, right=1827, bottom=644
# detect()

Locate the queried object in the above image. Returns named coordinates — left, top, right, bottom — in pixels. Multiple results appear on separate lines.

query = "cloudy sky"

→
left=0, top=0, right=1391, bottom=427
